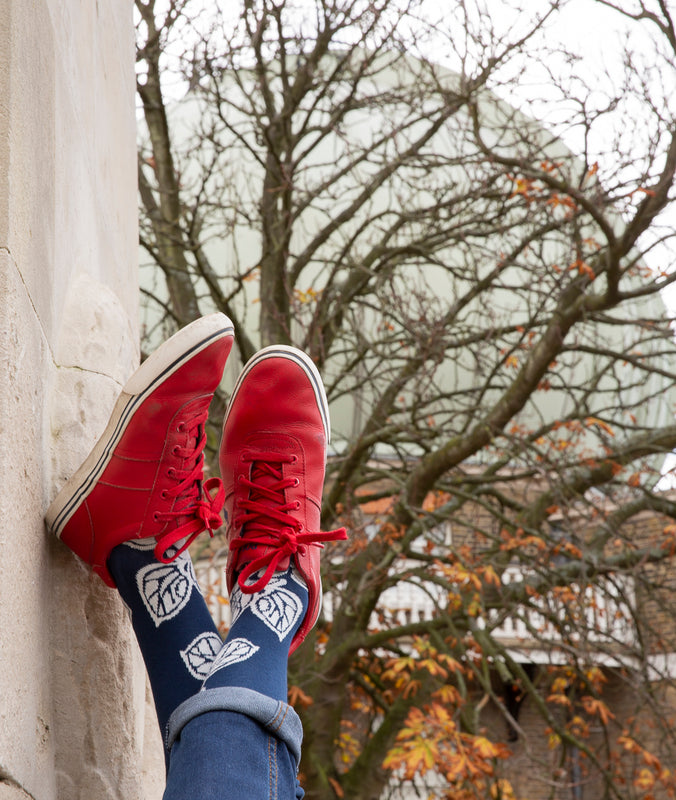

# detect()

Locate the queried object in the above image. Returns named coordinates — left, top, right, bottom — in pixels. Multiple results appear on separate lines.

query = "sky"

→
left=142, top=0, right=675, bottom=296
left=496, top=0, right=676, bottom=275
left=141, top=0, right=675, bottom=311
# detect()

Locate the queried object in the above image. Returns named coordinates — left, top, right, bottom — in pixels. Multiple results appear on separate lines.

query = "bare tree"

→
left=136, top=1, right=676, bottom=797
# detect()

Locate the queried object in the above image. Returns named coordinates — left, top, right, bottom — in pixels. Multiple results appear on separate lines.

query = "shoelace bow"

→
left=154, top=406, right=225, bottom=563
left=231, top=451, right=347, bottom=594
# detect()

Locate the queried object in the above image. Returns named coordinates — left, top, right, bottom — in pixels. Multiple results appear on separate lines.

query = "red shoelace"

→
left=231, top=451, right=347, bottom=593
left=154, top=405, right=225, bottom=563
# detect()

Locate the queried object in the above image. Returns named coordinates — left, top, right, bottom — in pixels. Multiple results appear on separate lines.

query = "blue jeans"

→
left=163, top=687, right=305, bottom=800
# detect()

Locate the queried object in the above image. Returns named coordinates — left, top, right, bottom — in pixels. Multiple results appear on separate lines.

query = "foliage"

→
left=136, top=0, right=676, bottom=797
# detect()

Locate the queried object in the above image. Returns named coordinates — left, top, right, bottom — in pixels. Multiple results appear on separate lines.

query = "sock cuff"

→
left=165, top=686, right=304, bottom=762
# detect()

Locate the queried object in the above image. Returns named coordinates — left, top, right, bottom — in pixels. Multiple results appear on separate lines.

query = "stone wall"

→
left=0, top=1, right=163, bottom=797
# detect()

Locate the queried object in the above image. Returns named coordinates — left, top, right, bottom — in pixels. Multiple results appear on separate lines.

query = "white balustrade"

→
left=194, top=556, right=636, bottom=654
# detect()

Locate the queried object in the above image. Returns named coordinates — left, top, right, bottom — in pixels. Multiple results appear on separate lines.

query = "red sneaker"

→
left=219, top=346, right=347, bottom=653
left=46, top=313, right=235, bottom=587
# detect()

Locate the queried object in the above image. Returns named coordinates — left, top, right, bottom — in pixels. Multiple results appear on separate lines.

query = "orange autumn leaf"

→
left=446, top=749, right=481, bottom=781
left=433, top=684, right=463, bottom=705
left=288, top=685, right=314, bottom=708
left=634, top=768, right=656, bottom=791
left=547, top=730, right=561, bottom=750
left=480, top=565, right=501, bottom=587
left=642, top=748, right=662, bottom=771
left=438, top=653, right=465, bottom=674
left=472, top=736, right=501, bottom=760
left=547, top=692, right=572, bottom=708
left=618, top=735, right=641, bottom=754
left=581, top=696, right=615, bottom=725
left=383, top=740, right=439, bottom=779
left=627, top=472, right=641, bottom=487
left=402, top=679, right=421, bottom=699
left=585, top=417, right=615, bottom=436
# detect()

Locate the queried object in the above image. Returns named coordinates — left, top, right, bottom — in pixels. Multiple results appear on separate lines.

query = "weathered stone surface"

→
left=0, top=0, right=152, bottom=797
left=48, top=277, right=137, bottom=504
left=0, top=783, right=34, bottom=800
left=0, top=251, right=57, bottom=800
left=142, top=683, right=167, bottom=800
left=50, top=563, right=146, bottom=800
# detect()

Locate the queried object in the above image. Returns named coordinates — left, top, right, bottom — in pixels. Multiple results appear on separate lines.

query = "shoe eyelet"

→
left=290, top=455, right=298, bottom=463
left=172, top=446, right=180, bottom=456
left=152, top=512, right=160, bottom=522
left=161, top=490, right=168, bottom=500
left=292, top=478, right=300, bottom=487
left=294, top=500, right=301, bottom=510
left=167, top=468, right=176, bottom=478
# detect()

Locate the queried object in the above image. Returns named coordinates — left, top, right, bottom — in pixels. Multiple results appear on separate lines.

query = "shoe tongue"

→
left=171, top=422, right=203, bottom=523
left=235, top=457, right=293, bottom=576
left=248, top=460, right=284, bottom=513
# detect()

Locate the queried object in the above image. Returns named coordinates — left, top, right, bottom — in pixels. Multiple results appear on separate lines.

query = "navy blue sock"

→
left=108, top=540, right=223, bottom=743
left=201, top=563, right=308, bottom=702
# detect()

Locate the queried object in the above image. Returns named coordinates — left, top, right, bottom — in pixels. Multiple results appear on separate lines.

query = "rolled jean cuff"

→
left=165, top=687, right=304, bottom=763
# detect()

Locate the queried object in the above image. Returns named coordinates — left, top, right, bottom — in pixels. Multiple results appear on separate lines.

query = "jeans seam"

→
left=269, top=703, right=289, bottom=733
left=268, top=734, right=278, bottom=799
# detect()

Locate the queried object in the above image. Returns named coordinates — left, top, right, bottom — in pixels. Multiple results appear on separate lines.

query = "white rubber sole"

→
left=225, top=345, right=331, bottom=442
left=46, top=313, right=234, bottom=539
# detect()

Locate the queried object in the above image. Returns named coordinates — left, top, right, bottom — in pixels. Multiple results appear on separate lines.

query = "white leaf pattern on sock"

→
left=229, top=582, right=253, bottom=627
left=251, top=574, right=303, bottom=641
left=180, top=632, right=224, bottom=680
left=124, top=538, right=156, bottom=551
left=252, top=587, right=303, bottom=641
left=231, top=572, right=303, bottom=641
left=206, top=637, right=260, bottom=678
left=124, top=539, right=187, bottom=560
left=137, top=554, right=197, bottom=627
